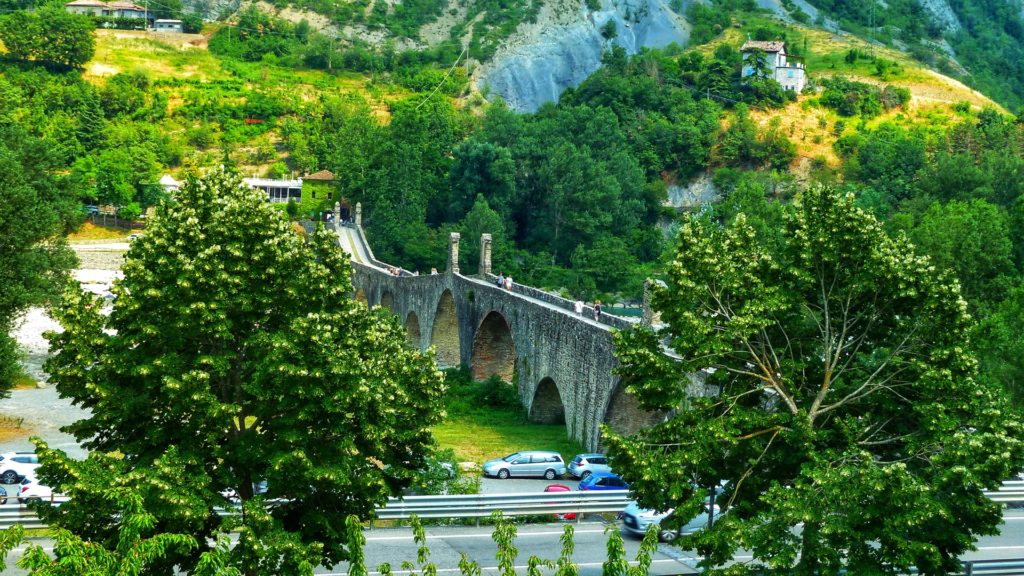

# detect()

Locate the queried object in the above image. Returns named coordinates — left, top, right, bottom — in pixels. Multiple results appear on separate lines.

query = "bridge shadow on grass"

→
left=434, top=368, right=585, bottom=467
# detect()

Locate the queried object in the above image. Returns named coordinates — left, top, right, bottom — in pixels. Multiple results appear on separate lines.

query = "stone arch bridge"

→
left=333, top=210, right=664, bottom=451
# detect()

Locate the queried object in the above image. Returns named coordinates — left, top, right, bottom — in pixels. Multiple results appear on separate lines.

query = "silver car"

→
left=482, top=451, right=566, bottom=480
left=567, top=453, right=612, bottom=479
left=620, top=500, right=721, bottom=542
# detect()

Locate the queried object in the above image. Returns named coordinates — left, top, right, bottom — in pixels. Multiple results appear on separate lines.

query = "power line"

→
left=414, top=43, right=466, bottom=110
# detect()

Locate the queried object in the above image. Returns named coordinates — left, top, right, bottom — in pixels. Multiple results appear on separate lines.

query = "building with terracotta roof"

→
left=741, top=40, right=807, bottom=93
left=65, top=0, right=147, bottom=18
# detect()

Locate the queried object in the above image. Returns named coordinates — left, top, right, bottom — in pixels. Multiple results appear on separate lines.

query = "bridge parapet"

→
left=482, top=273, right=636, bottom=331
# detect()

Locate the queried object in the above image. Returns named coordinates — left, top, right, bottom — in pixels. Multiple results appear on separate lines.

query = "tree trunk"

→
left=796, top=520, right=822, bottom=575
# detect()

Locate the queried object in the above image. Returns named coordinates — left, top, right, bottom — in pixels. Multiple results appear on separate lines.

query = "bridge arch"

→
left=380, top=291, right=395, bottom=311
left=405, top=311, right=422, bottom=350
left=604, top=383, right=665, bottom=437
left=529, top=377, right=565, bottom=424
left=354, top=288, right=368, bottom=305
left=471, top=311, right=516, bottom=382
left=430, top=289, right=460, bottom=367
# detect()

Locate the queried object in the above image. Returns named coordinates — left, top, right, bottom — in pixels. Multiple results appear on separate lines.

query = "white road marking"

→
left=321, top=558, right=689, bottom=575
left=364, top=528, right=608, bottom=542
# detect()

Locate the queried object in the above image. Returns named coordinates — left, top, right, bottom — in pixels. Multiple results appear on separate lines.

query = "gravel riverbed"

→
left=0, top=244, right=124, bottom=460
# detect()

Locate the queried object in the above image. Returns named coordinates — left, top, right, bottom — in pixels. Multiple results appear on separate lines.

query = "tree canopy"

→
left=0, top=124, right=77, bottom=395
left=605, top=185, right=1024, bottom=575
left=38, top=170, right=446, bottom=574
left=0, top=7, right=95, bottom=69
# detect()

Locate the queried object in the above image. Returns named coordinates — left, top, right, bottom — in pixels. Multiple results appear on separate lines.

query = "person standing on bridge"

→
left=505, top=275, right=513, bottom=290
left=574, top=300, right=584, bottom=315
left=496, top=272, right=505, bottom=288
left=594, top=300, right=602, bottom=322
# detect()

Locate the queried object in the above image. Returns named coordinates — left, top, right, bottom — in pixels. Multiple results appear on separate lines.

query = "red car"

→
left=544, top=483, right=576, bottom=521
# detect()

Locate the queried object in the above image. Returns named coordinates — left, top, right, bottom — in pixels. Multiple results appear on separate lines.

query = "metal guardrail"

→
left=909, top=559, right=1024, bottom=576
left=1, top=481, right=1022, bottom=530
left=375, top=490, right=631, bottom=520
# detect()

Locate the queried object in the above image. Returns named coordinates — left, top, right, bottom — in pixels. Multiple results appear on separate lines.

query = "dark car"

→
left=578, top=471, right=629, bottom=491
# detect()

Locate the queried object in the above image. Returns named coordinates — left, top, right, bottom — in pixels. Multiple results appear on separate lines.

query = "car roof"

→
left=575, top=453, right=605, bottom=458
left=588, top=471, right=620, bottom=479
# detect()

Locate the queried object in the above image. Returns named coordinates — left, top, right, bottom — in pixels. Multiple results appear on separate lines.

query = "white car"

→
left=17, top=472, right=60, bottom=504
left=0, top=452, right=40, bottom=484
left=620, top=500, right=721, bottom=542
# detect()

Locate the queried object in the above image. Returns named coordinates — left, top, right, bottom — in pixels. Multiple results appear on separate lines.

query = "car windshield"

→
left=502, top=453, right=521, bottom=462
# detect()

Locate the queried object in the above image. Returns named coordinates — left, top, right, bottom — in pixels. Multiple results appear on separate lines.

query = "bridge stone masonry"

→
left=332, top=203, right=666, bottom=451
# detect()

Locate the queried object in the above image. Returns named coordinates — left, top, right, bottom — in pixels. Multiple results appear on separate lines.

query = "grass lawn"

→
left=68, top=222, right=133, bottom=242
left=433, top=409, right=586, bottom=467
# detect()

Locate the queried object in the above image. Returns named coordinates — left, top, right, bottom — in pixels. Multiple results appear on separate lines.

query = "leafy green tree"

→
left=0, top=7, right=94, bottom=68
left=75, top=88, right=105, bottom=149
left=0, top=125, right=76, bottom=396
left=182, top=13, right=203, bottom=33
left=458, top=194, right=510, bottom=273
left=447, top=140, right=516, bottom=223
left=606, top=186, right=1024, bottom=575
left=42, top=170, right=446, bottom=574
left=910, top=199, right=1016, bottom=309
left=975, top=283, right=1024, bottom=406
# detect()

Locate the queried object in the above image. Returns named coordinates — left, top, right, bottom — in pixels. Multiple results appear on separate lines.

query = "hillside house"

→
left=160, top=172, right=340, bottom=213
left=64, top=0, right=147, bottom=18
left=741, top=40, right=807, bottom=93
left=153, top=19, right=183, bottom=32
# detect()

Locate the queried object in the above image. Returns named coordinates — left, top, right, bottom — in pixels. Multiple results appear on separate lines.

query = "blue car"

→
left=578, top=471, right=629, bottom=491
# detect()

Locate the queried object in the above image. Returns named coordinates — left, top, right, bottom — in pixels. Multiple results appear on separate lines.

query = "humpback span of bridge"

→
left=332, top=211, right=664, bottom=451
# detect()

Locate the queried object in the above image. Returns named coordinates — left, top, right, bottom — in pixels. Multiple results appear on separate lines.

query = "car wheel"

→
left=659, top=529, right=678, bottom=543
left=497, top=469, right=510, bottom=479
left=580, top=470, right=591, bottom=480
left=544, top=469, right=557, bottom=480
left=0, top=471, right=16, bottom=484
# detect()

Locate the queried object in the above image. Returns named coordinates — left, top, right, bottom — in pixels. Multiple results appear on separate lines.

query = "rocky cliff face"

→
left=183, top=0, right=241, bottom=19
left=918, top=0, right=962, bottom=32
left=478, top=0, right=693, bottom=112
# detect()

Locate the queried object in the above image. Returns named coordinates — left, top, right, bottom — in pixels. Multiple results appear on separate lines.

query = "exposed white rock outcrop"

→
left=478, top=0, right=694, bottom=112
left=665, top=173, right=719, bottom=209
left=918, top=0, right=962, bottom=32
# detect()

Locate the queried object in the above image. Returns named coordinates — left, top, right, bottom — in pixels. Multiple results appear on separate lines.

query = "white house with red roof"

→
left=741, top=40, right=807, bottom=93
left=65, top=0, right=146, bottom=18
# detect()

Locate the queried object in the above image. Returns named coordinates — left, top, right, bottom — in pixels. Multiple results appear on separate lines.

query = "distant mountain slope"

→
left=477, top=0, right=691, bottom=111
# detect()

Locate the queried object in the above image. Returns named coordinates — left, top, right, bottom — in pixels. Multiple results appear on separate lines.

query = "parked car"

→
left=0, top=486, right=7, bottom=505
left=544, top=483, right=576, bottom=520
left=0, top=452, right=40, bottom=484
left=567, top=453, right=612, bottom=479
left=578, top=471, right=629, bottom=491
left=482, top=451, right=566, bottom=480
left=620, top=500, right=721, bottom=542
left=17, top=472, right=59, bottom=504
left=127, top=233, right=144, bottom=240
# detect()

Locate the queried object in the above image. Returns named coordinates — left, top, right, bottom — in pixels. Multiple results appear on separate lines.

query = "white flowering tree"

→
left=35, top=169, right=445, bottom=575
left=606, top=186, right=1024, bottom=575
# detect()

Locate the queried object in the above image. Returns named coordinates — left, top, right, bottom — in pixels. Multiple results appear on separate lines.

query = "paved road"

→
left=3, top=510, right=1023, bottom=575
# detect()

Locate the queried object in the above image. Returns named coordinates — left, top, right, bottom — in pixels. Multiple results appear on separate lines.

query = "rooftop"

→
left=65, top=0, right=146, bottom=9
left=304, top=169, right=335, bottom=181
